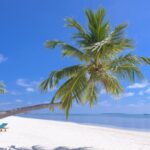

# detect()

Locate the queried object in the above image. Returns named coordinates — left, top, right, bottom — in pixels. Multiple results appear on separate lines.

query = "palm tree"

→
left=0, top=82, right=5, bottom=94
left=40, top=8, right=150, bottom=117
left=0, top=8, right=150, bottom=119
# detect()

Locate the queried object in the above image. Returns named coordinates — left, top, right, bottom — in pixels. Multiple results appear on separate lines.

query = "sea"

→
left=19, top=113, right=150, bottom=132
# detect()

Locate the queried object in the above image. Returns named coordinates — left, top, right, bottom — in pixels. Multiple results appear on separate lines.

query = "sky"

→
left=0, top=0, right=150, bottom=114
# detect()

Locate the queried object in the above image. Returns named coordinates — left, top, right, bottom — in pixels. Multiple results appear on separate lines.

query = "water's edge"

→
left=18, top=113, right=150, bottom=132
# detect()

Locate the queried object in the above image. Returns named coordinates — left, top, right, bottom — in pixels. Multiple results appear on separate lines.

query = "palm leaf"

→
left=65, top=18, right=90, bottom=42
left=0, top=82, right=6, bottom=94
left=83, top=76, right=98, bottom=106
left=110, top=64, right=143, bottom=81
left=46, top=40, right=90, bottom=61
left=98, top=72, right=124, bottom=96
left=140, top=57, right=150, bottom=65
left=62, top=44, right=90, bottom=61
left=50, top=68, right=88, bottom=117
left=40, top=65, right=84, bottom=91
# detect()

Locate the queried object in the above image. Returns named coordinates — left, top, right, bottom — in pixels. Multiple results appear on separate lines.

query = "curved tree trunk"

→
left=0, top=102, right=61, bottom=119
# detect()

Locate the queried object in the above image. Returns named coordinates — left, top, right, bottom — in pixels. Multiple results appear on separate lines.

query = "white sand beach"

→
left=0, top=116, right=150, bottom=150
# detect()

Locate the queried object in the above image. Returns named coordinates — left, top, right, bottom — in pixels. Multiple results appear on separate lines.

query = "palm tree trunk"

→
left=0, top=102, right=61, bottom=119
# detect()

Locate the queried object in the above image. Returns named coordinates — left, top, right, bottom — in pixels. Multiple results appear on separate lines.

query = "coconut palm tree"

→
left=40, top=8, right=150, bottom=117
left=0, top=8, right=150, bottom=119
left=0, top=82, right=5, bottom=94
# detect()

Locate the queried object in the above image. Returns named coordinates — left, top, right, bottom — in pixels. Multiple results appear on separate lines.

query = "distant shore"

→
left=0, top=116, right=150, bottom=150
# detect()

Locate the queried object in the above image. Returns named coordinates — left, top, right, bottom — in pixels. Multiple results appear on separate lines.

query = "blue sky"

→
left=0, top=0, right=150, bottom=114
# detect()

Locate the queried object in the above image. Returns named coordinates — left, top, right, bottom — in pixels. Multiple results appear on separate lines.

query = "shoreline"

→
left=19, top=114, right=150, bottom=133
left=0, top=116, right=150, bottom=149
left=18, top=113, right=150, bottom=132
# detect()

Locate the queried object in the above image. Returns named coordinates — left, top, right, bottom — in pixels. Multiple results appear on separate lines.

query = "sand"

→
left=0, top=116, right=150, bottom=150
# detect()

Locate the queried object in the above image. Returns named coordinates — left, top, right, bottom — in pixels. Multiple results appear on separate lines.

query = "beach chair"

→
left=0, top=123, right=8, bottom=132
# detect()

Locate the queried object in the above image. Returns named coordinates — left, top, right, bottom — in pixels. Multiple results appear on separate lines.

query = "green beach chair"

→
left=0, top=123, right=8, bottom=132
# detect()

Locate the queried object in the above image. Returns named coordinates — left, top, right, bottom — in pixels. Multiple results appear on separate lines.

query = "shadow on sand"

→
left=0, top=145, right=91, bottom=150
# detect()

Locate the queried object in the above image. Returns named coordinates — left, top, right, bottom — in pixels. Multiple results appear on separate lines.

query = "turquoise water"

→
left=20, top=113, right=150, bottom=131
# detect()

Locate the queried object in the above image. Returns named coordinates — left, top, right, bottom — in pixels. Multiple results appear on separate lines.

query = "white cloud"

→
left=128, top=102, right=145, bottom=108
left=16, top=79, right=30, bottom=87
left=100, top=101, right=111, bottom=107
left=8, top=90, right=19, bottom=95
left=26, top=87, right=35, bottom=92
left=27, top=102, right=33, bottom=105
left=145, top=88, right=150, bottom=94
left=123, top=92, right=135, bottom=97
left=0, top=54, right=7, bottom=63
left=15, top=99, right=23, bottom=103
left=16, top=78, right=41, bottom=92
left=127, top=81, right=148, bottom=89
left=100, top=89, right=106, bottom=95
left=44, top=101, right=50, bottom=103
left=138, top=88, right=150, bottom=96
left=128, top=103, right=137, bottom=107
left=138, top=91, right=144, bottom=96
left=119, top=92, right=135, bottom=99
left=0, top=102, right=11, bottom=105
left=48, top=86, right=58, bottom=92
left=10, top=91, right=18, bottom=95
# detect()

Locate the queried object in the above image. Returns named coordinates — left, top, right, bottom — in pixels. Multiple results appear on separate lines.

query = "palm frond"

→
left=140, top=57, right=150, bottom=65
left=85, top=8, right=109, bottom=42
left=111, top=24, right=128, bottom=40
left=87, top=24, right=134, bottom=60
left=98, top=22, right=110, bottom=41
left=65, top=18, right=91, bottom=42
left=62, top=44, right=90, bottom=61
left=46, top=40, right=90, bottom=61
left=50, top=68, right=88, bottom=117
left=109, top=53, right=140, bottom=66
left=40, top=65, right=84, bottom=91
left=0, top=82, right=6, bottom=94
left=108, top=54, right=148, bottom=81
left=46, top=40, right=64, bottom=48
left=110, top=64, right=143, bottom=82
left=83, top=77, right=98, bottom=106
left=99, top=73, right=124, bottom=96
left=95, top=8, right=106, bottom=26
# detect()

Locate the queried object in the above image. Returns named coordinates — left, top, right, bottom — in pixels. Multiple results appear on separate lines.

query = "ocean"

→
left=19, top=113, right=150, bottom=132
